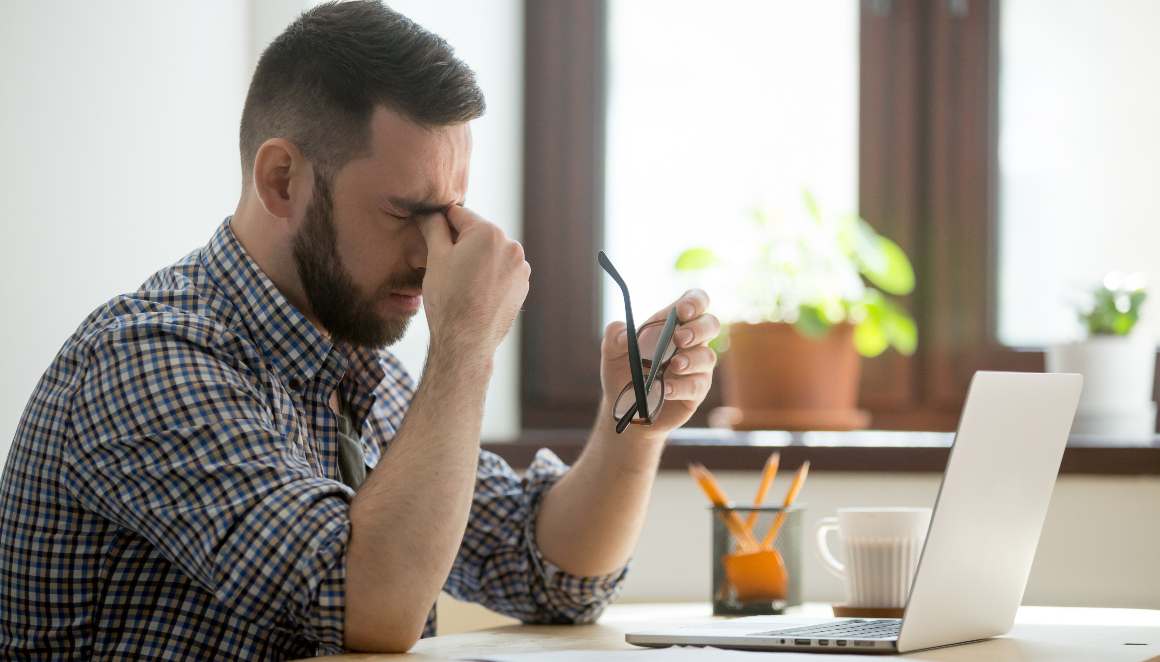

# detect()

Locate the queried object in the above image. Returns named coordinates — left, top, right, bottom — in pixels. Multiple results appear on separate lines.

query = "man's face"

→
left=293, top=107, right=470, bottom=349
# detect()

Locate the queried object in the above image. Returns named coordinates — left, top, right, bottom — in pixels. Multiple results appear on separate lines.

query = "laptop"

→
left=626, top=371, right=1083, bottom=654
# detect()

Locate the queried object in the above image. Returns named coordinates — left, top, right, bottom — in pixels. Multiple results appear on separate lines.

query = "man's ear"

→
left=251, top=138, right=312, bottom=222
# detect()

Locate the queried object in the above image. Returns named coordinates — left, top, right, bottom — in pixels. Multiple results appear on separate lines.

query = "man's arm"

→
left=343, top=206, right=530, bottom=652
left=535, top=291, right=719, bottom=576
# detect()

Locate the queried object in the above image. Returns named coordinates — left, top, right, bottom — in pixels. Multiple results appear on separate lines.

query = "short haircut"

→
left=238, top=0, right=485, bottom=185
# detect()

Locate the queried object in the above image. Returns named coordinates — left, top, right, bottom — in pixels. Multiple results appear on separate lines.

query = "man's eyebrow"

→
left=385, top=195, right=453, bottom=216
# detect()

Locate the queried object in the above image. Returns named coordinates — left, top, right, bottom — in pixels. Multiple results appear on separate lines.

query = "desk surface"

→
left=315, top=602, right=1160, bottom=661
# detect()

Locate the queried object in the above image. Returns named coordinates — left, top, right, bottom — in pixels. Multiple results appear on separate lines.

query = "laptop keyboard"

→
left=754, top=619, right=902, bottom=640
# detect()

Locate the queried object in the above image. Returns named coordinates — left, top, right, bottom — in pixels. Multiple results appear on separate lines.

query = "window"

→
left=997, top=0, right=1160, bottom=347
left=521, top=0, right=1159, bottom=433
left=602, top=1, right=859, bottom=325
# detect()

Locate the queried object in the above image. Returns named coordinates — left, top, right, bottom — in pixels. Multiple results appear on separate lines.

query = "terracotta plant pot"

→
left=711, top=322, right=870, bottom=431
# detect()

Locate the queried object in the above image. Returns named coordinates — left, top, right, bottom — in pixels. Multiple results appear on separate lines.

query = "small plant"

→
left=1079, top=273, right=1147, bottom=336
left=674, top=191, right=917, bottom=358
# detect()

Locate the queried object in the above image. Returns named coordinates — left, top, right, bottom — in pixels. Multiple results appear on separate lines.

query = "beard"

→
left=292, top=170, right=423, bottom=349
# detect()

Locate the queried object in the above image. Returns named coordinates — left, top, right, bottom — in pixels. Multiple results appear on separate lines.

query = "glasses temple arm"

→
left=597, top=251, right=651, bottom=427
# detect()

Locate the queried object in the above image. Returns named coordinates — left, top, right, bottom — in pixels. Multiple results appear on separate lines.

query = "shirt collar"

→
left=200, top=216, right=385, bottom=395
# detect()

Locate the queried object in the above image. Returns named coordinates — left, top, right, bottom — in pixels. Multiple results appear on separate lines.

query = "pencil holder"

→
left=711, top=506, right=803, bottom=616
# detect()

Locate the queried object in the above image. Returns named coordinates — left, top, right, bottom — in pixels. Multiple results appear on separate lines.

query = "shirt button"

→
left=288, top=377, right=303, bottom=392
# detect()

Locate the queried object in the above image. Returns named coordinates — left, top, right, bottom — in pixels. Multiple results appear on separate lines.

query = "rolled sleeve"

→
left=443, top=448, right=628, bottom=625
left=521, top=449, right=628, bottom=622
left=62, top=328, right=353, bottom=650
left=303, top=519, right=349, bottom=653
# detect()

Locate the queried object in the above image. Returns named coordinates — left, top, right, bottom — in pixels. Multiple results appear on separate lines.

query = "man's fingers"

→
left=417, top=213, right=453, bottom=255
left=673, top=289, right=710, bottom=322
left=667, top=345, right=716, bottom=375
left=444, top=204, right=483, bottom=238
left=673, top=313, right=721, bottom=348
left=662, top=373, right=712, bottom=401
left=642, top=288, right=712, bottom=326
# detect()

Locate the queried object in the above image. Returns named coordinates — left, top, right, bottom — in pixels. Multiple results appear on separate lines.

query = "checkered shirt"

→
left=0, top=217, right=626, bottom=660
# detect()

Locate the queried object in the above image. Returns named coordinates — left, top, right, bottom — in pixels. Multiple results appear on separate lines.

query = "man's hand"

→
left=418, top=206, right=530, bottom=360
left=346, top=206, right=528, bottom=653
left=598, top=289, right=720, bottom=440
left=534, top=290, right=719, bottom=578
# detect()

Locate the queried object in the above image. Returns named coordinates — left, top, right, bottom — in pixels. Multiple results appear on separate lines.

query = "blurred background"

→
left=2, top=0, right=1158, bottom=632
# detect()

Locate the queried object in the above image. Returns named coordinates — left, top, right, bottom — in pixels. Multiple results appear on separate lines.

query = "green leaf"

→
left=843, top=216, right=883, bottom=267
left=861, top=236, right=915, bottom=296
left=708, top=333, right=730, bottom=354
left=802, top=189, right=821, bottom=222
left=674, top=247, right=719, bottom=271
left=1082, top=282, right=1147, bottom=335
left=752, top=208, right=772, bottom=227
left=854, top=317, right=889, bottom=357
left=880, top=304, right=918, bottom=355
left=795, top=305, right=831, bottom=338
left=1112, top=314, right=1134, bottom=335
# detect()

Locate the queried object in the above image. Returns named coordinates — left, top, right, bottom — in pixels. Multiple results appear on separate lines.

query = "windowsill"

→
left=482, top=428, right=1160, bottom=475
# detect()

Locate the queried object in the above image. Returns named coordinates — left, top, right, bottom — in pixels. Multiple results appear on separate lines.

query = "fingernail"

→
left=665, top=382, right=674, bottom=396
left=616, top=329, right=628, bottom=345
left=674, top=356, right=689, bottom=370
left=681, top=304, right=694, bottom=319
left=677, top=329, right=693, bottom=345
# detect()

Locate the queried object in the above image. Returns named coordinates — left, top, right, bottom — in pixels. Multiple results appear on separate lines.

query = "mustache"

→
left=380, top=270, right=425, bottom=294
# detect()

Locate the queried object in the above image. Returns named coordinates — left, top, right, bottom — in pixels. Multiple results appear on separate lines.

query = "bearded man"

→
left=0, top=2, right=718, bottom=658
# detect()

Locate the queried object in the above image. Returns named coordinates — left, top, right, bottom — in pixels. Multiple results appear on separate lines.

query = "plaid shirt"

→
left=0, top=218, right=626, bottom=660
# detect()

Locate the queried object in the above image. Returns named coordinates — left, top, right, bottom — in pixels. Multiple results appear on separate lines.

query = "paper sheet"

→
left=457, top=646, right=824, bottom=661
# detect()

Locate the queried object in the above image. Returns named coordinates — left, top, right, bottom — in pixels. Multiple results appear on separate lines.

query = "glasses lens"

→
left=637, top=323, right=678, bottom=368
left=612, top=378, right=665, bottom=423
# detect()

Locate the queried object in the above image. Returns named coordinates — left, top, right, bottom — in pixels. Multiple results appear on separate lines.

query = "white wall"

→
left=1, top=1, right=249, bottom=461
left=0, top=1, right=523, bottom=461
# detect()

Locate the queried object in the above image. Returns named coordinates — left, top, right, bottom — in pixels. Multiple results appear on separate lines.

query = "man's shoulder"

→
left=71, top=255, right=258, bottom=377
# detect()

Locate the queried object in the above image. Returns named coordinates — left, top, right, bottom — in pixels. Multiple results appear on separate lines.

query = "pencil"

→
left=744, top=452, right=780, bottom=533
left=761, top=460, right=810, bottom=549
left=687, top=463, right=760, bottom=552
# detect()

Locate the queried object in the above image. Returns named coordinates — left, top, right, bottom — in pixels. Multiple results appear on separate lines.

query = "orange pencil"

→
left=761, top=461, right=810, bottom=549
left=687, top=463, right=760, bottom=552
left=744, top=452, right=780, bottom=533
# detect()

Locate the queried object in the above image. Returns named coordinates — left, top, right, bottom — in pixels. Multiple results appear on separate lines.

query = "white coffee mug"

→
left=815, top=507, right=931, bottom=608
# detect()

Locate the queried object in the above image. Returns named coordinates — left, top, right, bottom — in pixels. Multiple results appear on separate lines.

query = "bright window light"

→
left=998, top=0, right=1160, bottom=346
left=603, top=0, right=859, bottom=327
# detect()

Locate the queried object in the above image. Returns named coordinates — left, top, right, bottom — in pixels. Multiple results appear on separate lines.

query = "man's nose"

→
left=406, top=222, right=428, bottom=271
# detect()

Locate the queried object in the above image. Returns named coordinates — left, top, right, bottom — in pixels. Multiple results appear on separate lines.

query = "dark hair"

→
left=239, top=0, right=485, bottom=184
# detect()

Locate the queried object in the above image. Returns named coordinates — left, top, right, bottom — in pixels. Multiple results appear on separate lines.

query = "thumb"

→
left=444, top=204, right=482, bottom=238
left=601, top=321, right=629, bottom=361
left=417, top=213, right=453, bottom=258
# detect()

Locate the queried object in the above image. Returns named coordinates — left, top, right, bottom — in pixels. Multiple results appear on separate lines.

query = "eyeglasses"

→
left=598, top=251, right=679, bottom=433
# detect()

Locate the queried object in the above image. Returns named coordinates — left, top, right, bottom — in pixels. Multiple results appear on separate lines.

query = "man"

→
left=0, top=2, right=718, bottom=659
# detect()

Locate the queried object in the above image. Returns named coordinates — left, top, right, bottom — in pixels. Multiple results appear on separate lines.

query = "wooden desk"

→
left=315, top=602, right=1160, bottom=661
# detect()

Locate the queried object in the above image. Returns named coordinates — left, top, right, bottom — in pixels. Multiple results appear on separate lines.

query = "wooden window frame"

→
left=520, top=0, right=1159, bottom=432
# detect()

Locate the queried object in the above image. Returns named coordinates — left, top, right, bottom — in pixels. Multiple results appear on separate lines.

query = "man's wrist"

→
left=426, top=336, right=495, bottom=385
left=595, top=399, right=668, bottom=441
left=589, top=401, right=667, bottom=470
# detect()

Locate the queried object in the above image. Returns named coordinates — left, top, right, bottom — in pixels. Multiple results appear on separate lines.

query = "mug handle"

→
left=815, top=516, right=845, bottom=579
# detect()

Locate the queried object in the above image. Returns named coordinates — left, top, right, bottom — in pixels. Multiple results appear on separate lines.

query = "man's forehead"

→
left=360, top=106, right=470, bottom=204
left=364, top=106, right=468, bottom=183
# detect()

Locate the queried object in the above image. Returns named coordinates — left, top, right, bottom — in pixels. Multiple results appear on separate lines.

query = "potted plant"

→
left=1046, top=273, right=1155, bottom=440
left=675, top=192, right=917, bottom=431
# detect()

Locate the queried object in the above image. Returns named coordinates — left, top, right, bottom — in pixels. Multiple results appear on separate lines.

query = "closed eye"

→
left=384, top=210, right=411, bottom=221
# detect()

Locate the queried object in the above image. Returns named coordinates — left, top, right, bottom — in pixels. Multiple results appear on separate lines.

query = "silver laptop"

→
left=627, top=371, right=1083, bottom=654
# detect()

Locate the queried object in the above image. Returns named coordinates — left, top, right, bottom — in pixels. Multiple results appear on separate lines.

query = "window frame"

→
left=520, top=0, right=1159, bottom=433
